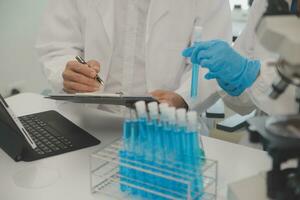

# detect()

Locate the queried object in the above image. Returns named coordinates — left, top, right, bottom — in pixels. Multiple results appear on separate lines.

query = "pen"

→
left=75, top=56, right=104, bottom=86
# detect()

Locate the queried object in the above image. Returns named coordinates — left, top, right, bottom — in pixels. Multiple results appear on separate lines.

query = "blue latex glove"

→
left=182, top=40, right=261, bottom=96
left=217, top=79, right=247, bottom=96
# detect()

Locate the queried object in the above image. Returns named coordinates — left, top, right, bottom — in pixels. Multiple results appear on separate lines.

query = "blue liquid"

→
left=123, top=120, right=132, bottom=151
left=163, top=125, right=171, bottom=158
left=191, top=64, right=200, bottom=98
left=146, top=122, right=155, bottom=161
left=120, top=120, right=132, bottom=192
left=130, top=121, right=139, bottom=195
left=137, top=119, right=148, bottom=197
left=120, top=120, right=140, bottom=194
left=156, top=123, right=165, bottom=161
left=186, top=131, right=205, bottom=199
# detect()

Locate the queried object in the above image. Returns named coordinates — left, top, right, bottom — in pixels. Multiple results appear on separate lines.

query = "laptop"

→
left=0, top=94, right=100, bottom=162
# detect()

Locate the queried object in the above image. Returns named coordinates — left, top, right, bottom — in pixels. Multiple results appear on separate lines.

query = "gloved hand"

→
left=182, top=40, right=261, bottom=96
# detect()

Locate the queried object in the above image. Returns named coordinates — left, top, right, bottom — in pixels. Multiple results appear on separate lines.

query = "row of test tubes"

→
left=119, top=101, right=206, bottom=200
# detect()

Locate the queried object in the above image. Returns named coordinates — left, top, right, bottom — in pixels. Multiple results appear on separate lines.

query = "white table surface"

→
left=0, top=93, right=272, bottom=200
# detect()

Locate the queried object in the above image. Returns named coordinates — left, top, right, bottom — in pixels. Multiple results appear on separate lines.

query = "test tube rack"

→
left=90, top=140, right=217, bottom=200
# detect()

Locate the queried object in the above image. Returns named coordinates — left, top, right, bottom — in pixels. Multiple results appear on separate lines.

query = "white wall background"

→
left=0, top=0, right=249, bottom=98
left=0, top=0, right=50, bottom=97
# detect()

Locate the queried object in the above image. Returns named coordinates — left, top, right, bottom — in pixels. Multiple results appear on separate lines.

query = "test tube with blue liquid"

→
left=147, top=102, right=159, bottom=162
left=134, top=101, right=149, bottom=197
left=174, top=109, right=188, bottom=192
left=176, top=108, right=187, bottom=161
left=165, top=107, right=176, bottom=159
left=135, top=101, right=148, bottom=156
left=120, top=108, right=136, bottom=193
left=190, top=26, right=203, bottom=99
left=187, top=111, right=204, bottom=199
left=187, top=111, right=205, bottom=159
left=147, top=102, right=161, bottom=199
left=158, top=103, right=169, bottom=161
left=159, top=105, right=175, bottom=193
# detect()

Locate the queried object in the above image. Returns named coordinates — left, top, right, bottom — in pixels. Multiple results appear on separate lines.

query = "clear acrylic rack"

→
left=90, top=140, right=217, bottom=200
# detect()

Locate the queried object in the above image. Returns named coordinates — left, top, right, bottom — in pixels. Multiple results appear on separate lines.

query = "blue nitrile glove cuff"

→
left=217, top=60, right=261, bottom=96
left=239, top=59, right=261, bottom=88
left=217, top=79, right=245, bottom=96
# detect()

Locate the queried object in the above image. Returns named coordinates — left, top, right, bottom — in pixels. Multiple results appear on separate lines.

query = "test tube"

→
left=135, top=101, right=147, bottom=119
left=175, top=108, right=189, bottom=193
left=120, top=108, right=137, bottom=193
left=187, top=111, right=204, bottom=158
left=187, top=111, right=204, bottom=199
left=134, top=101, right=148, bottom=197
left=135, top=101, right=148, bottom=154
left=147, top=102, right=160, bottom=198
left=164, top=107, right=178, bottom=192
left=190, top=26, right=203, bottom=99
left=159, top=103, right=169, bottom=119
left=122, top=108, right=134, bottom=150
left=158, top=103, right=169, bottom=161
left=165, top=107, right=176, bottom=158
left=176, top=108, right=187, bottom=160
left=129, top=110, right=140, bottom=195
left=148, top=102, right=159, bottom=161
left=148, top=102, right=159, bottom=121
left=120, top=109, right=131, bottom=192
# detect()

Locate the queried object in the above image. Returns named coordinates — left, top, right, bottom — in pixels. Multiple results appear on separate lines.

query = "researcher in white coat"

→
left=36, top=0, right=232, bottom=111
left=183, top=0, right=299, bottom=116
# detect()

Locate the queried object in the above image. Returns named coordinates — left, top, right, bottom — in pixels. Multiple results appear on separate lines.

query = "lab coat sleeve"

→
left=175, top=0, right=232, bottom=110
left=238, top=0, right=297, bottom=115
left=220, top=91, right=257, bottom=115
left=35, top=0, right=85, bottom=92
left=233, top=0, right=268, bottom=60
left=247, top=61, right=298, bottom=115
left=220, top=0, right=267, bottom=115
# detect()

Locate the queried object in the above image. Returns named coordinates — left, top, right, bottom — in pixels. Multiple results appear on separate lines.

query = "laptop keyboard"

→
left=20, top=114, right=74, bottom=155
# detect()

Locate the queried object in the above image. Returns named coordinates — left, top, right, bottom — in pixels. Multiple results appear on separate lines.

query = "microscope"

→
left=246, top=0, right=300, bottom=199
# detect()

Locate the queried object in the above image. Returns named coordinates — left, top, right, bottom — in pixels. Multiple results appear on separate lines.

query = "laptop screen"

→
left=0, top=95, right=20, bottom=133
left=0, top=94, right=36, bottom=149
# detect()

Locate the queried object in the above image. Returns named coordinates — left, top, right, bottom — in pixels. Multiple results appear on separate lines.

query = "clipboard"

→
left=45, top=93, right=157, bottom=108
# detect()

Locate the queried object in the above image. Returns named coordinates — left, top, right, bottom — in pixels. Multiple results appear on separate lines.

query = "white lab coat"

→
left=223, top=0, right=298, bottom=116
left=36, top=0, right=232, bottom=109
